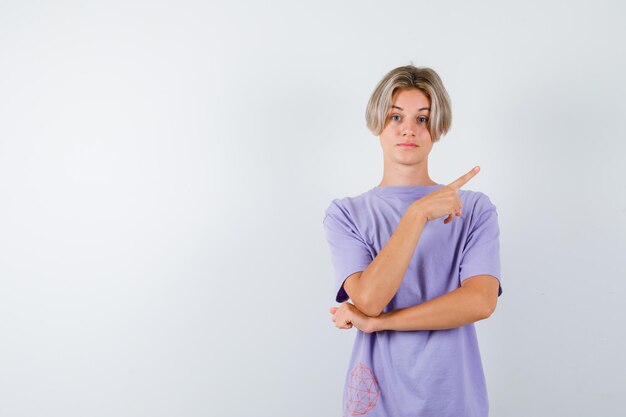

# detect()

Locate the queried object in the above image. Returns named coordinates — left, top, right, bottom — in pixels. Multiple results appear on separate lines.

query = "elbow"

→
left=357, top=296, right=384, bottom=318
left=348, top=293, right=382, bottom=317
left=481, top=300, right=497, bottom=319
left=344, top=273, right=383, bottom=317
left=480, top=307, right=493, bottom=320
left=363, top=307, right=383, bottom=318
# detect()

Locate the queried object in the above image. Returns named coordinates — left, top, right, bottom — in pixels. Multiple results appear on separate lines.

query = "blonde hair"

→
left=365, top=65, right=452, bottom=142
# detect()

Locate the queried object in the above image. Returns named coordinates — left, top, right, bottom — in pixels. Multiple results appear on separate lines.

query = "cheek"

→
left=420, top=126, right=433, bottom=140
left=379, top=129, right=395, bottom=144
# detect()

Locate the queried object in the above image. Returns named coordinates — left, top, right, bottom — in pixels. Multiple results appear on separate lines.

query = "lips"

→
left=398, top=143, right=418, bottom=147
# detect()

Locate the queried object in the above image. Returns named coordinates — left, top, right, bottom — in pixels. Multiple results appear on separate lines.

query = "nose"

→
left=402, top=120, right=417, bottom=137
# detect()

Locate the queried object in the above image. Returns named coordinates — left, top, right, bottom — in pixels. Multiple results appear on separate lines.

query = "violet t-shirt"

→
left=322, top=184, right=502, bottom=417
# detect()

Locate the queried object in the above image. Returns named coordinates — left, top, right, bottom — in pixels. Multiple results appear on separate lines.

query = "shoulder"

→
left=459, top=189, right=497, bottom=211
left=457, top=189, right=500, bottom=235
left=458, top=189, right=499, bottom=227
left=323, top=190, right=371, bottom=220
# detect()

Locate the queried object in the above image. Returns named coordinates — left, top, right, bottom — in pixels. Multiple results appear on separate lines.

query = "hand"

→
left=329, top=302, right=377, bottom=333
left=412, top=166, right=480, bottom=225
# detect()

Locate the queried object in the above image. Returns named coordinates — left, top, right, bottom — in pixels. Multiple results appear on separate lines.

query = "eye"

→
left=418, top=116, right=429, bottom=123
left=390, top=115, right=401, bottom=121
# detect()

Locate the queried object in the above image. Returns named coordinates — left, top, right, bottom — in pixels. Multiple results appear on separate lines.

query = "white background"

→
left=1, top=1, right=625, bottom=416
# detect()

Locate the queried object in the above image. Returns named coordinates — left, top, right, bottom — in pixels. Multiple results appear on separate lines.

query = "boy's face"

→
left=379, top=88, right=433, bottom=166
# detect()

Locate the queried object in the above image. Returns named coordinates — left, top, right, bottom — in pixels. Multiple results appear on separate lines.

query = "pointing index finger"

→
left=447, top=166, right=480, bottom=190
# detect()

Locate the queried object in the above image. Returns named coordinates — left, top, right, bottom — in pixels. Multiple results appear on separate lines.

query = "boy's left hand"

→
left=329, top=302, right=378, bottom=333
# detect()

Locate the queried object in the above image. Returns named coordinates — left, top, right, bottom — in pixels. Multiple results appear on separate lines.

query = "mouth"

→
left=397, top=143, right=418, bottom=148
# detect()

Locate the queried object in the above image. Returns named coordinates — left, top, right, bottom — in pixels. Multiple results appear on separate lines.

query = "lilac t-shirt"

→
left=322, top=184, right=502, bottom=417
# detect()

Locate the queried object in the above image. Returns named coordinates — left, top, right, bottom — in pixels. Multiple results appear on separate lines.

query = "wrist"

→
left=369, top=314, right=387, bottom=333
left=408, top=203, right=428, bottom=224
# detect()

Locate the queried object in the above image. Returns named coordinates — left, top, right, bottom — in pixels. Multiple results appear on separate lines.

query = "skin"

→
left=377, top=88, right=437, bottom=188
left=328, top=88, right=500, bottom=332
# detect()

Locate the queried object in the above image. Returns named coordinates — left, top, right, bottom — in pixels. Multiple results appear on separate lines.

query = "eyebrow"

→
left=391, top=105, right=430, bottom=111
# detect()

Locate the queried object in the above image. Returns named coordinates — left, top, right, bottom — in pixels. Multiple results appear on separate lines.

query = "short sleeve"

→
left=459, top=194, right=503, bottom=297
left=322, top=200, right=373, bottom=303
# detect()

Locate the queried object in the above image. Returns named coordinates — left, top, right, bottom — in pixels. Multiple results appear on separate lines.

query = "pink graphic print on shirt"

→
left=344, top=362, right=380, bottom=416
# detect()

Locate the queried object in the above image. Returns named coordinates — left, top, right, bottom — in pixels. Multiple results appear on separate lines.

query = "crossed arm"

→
left=328, top=184, right=500, bottom=332
left=329, top=169, right=500, bottom=332
left=329, top=273, right=500, bottom=333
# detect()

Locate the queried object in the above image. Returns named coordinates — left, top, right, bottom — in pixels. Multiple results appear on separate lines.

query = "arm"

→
left=344, top=204, right=427, bottom=317
left=368, top=275, right=500, bottom=332
left=341, top=167, right=481, bottom=318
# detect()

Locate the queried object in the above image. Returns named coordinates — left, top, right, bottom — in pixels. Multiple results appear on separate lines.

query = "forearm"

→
left=357, top=204, right=427, bottom=316
left=370, top=286, right=490, bottom=331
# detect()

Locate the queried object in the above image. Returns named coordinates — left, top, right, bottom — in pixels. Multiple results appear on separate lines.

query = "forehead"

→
left=390, top=88, right=430, bottom=110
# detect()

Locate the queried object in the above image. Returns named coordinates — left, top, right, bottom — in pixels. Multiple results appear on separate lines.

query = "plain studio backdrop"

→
left=1, top=1, right=625, bottom=416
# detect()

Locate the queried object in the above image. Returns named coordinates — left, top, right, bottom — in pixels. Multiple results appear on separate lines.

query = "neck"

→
left=377, top=162, right=437, bottom=187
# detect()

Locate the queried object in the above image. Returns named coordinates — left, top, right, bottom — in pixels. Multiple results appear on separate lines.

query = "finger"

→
left=447, top=166, right=480, bottom=191
left=444, top=211, right=456, bottom=224
left=337, top=322, right=350, bottom=329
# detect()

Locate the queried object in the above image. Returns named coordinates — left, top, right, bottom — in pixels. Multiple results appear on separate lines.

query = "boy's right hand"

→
left=412, top=166, right=481, bottom=224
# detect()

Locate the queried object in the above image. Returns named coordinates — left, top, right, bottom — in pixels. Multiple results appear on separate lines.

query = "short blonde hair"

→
left=365, top=65, right=452, bottom=142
